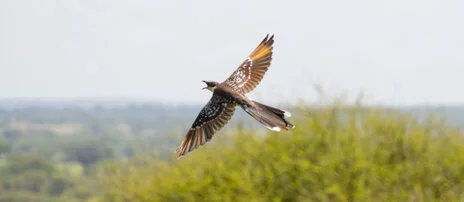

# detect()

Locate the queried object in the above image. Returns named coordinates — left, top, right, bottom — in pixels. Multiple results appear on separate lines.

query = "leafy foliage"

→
left=2, top=102, right=464, bottom=201
left=98, top=105, right=464, bottom=202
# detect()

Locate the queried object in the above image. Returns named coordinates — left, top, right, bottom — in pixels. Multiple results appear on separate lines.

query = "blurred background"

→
left=1, top=0, right=464, bottom=201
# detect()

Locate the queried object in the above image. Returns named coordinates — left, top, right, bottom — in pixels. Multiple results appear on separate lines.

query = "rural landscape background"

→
left=2, top=0, right=464, bottom=201
left=1, top=97, right=464, bottom=201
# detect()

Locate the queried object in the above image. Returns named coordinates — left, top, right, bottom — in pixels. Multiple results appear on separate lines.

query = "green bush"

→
left=98, top=104, right=464, bottom=202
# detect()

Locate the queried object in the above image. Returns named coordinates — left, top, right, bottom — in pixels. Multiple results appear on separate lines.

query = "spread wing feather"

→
left=224, top=34, right=274, bottom=94
left=176, top=94, right=236, bottom=157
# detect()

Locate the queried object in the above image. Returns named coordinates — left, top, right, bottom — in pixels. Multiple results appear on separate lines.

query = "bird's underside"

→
left=176, top=34, right=294, bottom=157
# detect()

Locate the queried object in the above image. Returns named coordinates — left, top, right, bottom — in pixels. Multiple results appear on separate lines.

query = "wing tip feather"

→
left=250, top=34, right=274, bottom=61
left=176, top=103, right=236, bottom=158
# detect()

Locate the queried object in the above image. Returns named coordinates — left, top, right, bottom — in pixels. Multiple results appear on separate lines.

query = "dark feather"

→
left=176, top=94, right=236, bottom=157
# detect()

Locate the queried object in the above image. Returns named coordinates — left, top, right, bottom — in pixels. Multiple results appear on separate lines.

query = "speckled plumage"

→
left=176, top=34, right=294, bottom=157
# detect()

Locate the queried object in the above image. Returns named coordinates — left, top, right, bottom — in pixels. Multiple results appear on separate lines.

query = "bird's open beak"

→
left=201, top=80, right=207, bottom=90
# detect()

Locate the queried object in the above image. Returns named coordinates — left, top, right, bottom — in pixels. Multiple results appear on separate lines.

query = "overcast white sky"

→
left=1, top=0, right=463, bottom=106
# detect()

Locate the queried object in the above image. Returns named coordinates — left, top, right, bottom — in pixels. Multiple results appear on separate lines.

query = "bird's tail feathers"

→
left=243, top=101, right=294, bottom=131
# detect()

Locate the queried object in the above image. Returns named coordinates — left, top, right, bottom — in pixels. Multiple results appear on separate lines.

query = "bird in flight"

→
left=176, top=34, right=294, bottom=157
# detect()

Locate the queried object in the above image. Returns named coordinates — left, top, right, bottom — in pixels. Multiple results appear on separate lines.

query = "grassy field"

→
left=97, top=103, right=464, bottom=202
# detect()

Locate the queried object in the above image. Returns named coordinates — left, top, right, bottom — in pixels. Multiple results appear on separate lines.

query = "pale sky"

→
left=1, top=0, right=463, bottom=106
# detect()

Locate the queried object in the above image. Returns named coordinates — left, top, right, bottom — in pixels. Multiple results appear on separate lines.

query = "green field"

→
left=1, top=101, right=464, bottom=201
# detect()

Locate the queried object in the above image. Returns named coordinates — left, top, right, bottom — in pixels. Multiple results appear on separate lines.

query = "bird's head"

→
left=202, top=80, right=219, bottom=92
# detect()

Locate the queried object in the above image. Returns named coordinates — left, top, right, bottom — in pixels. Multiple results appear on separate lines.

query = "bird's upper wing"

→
left=176, top=94, right=236, bottom=157
left=223, top=34, right=274, bottom=94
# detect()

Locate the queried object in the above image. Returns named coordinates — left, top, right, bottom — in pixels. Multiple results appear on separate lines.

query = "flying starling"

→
left=176, top=34, right=294, bottom=157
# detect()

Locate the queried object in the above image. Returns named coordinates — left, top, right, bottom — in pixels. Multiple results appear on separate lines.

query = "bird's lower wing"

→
left=176, top=95, right=236, bottom=157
